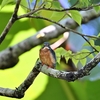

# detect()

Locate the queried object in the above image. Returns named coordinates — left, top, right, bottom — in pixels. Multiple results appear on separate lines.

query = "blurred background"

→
left=0, top=0, right=100, bottom=100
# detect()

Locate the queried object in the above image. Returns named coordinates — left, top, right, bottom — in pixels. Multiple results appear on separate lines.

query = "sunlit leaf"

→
left=50, top=12, right=65, bottom=21
left=83, top=42, right=89, bottom=46
left=83, top=40, right=95, bottom=47
left=73, top=49, right=90, bottom=60
left=20, top=0, right=28, bottom=10
left=88, top=53, right=94, bottom=59
left=52, top=0, right=62, bottom=9
left=69, top=10, right=82, bottom=25
left=55, top=47, right=67, bottom=56
left=57, top=57, right=61, bottom=64
left=72, top=58, right=79, bottom=67
left=74, top=0, right=91, bottom=8
left=93, top=6, right=100, bottom=13
left=89, top=40, right=95, bottom=46
left=65, top=56, right=70, bottom=63
left=95, top=46, right=100, bottom=51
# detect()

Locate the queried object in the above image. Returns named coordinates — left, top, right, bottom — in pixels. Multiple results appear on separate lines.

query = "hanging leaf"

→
left=69, top=10, right=82, bottom=25
left=80, top=58, right=87, bottom=67
left=72, top=58, right=79, bottom=67
left=88, top=53, right=94, bottom=59
left=65, top=56, right=70, bottom=63
left=55, top=47, right=67, bottom=57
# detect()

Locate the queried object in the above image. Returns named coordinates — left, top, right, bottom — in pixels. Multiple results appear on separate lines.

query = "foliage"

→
left=0, top=0, right=100, bottom=100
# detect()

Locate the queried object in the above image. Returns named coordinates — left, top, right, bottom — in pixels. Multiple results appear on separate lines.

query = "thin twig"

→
left=0, top=0, right=21, bottom=44
left=20, top=2, right=100, bottom=12
left=25, top=15, right=100, bottom=40
left=41, top=3, right=100, bottom=12
left=33, top=0, right=38, bottom=10
left=82, top=36, right=99, bottom=52
left=72, top=51, right=96, bottom=60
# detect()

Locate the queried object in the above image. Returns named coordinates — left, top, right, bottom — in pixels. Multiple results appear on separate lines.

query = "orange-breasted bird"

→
left=39, top=42, right=56, bottom=68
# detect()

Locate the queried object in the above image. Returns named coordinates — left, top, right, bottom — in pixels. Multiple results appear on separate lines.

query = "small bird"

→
left=39, top=42, right=56, bottom=68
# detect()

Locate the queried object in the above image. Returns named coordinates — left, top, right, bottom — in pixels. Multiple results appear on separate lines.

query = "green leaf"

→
left=50, top=11, right=65, bottom=21
left=20, top=0, right=28, bottom=10
left=89, top=40, right=95, bottom=46
left=64, top=50, right=72, bottom=63
left=83, top=42, right=89, bottom=46
left=80, top=49, right=90, bottom=53
left=65, top=56, right=70, bottom=63
left=55, top=47, right=67, bottom=64
left=1, top=0, right=14, bottom=9
left=97, top=33, right=100, bottom=37
left=83, top=40, right=95, bottom=47
left=55, top=47, right=67, bottom=56
left=80, top=58, right=87, bottom=66
left=69, top=10, right=82, bottom=25
left=57, top=57, right=61, bottom=64
left=95, top=46, right=100, bottom=51
left=72, top=58, right=79, bottom=67
left=73, top=49, right=90, bottom=60
left=93, top=6, right=100, bottom=13
left=55, top=48, right=72, bottom=64
left=52, top=0, right=61, bottom=9
left=88, top=53, right=94, bottom=59
left=75, top=0, right=91, bottom=8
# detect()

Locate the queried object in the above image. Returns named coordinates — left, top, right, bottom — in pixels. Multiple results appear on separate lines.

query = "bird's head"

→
left=43, top=42, right=50, bottom=47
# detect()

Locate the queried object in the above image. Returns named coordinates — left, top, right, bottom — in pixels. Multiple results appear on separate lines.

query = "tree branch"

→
left=26, top=15, right=100, bottom=39
left=35, top=52, right=100, bottom=81
left=0, top=65, right=40, bottom=98
left=0, top=52, right=100, bottom=98
left=18, top=9, right=100, bottom=39
left=0, top=9, right=100, bottom=69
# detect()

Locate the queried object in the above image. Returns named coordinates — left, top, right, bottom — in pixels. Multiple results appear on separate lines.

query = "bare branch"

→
left=0, top=0, right=21, bottom=44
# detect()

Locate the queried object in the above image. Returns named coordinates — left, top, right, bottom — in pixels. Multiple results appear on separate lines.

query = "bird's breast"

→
left=39, top=48, right=55, bottom=68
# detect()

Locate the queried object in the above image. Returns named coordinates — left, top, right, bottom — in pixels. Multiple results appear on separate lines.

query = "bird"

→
left=39, top=42, right=56, bottom=68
